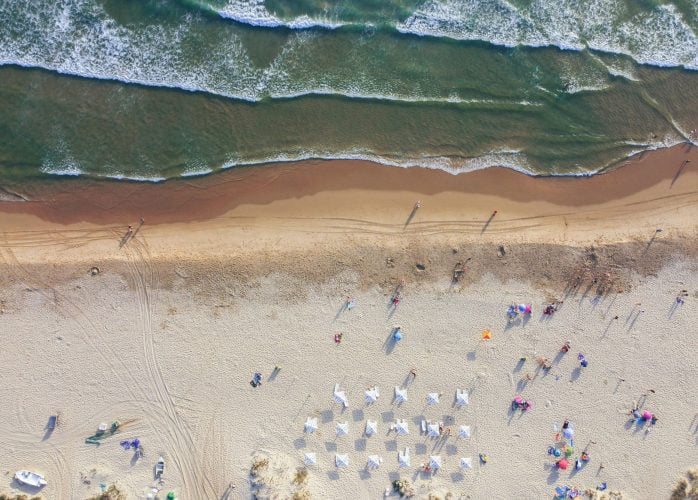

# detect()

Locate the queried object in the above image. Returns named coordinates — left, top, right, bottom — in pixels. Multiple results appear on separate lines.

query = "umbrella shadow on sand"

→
left=358, top=469, right=372, bottom=480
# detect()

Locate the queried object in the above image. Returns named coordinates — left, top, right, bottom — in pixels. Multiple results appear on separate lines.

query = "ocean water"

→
left=0, top=0, right=697, bottom=181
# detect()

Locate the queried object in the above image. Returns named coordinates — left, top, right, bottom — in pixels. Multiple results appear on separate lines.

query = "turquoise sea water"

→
left=0, top=0, right=697, bottom=181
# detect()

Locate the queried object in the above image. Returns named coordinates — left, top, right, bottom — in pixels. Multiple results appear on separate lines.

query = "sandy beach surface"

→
left=1, top=145, right=697, bottom=500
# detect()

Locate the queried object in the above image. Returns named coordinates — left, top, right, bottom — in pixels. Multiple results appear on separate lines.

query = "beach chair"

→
left=155, top=456, right=165, bottom=478
left=47, top=415, right=57, bottom=430
left=453, top=262, right=464, bottom=281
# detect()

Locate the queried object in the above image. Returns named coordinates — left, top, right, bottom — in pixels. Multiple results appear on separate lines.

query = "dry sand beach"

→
left=1, top=145, right=698, bottom=499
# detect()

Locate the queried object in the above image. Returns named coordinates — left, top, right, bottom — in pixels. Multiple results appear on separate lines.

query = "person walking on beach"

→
left=119, top=224, right=135, bottom=248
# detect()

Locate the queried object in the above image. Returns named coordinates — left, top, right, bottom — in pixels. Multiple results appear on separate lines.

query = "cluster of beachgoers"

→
left=0, top=146, right=696, bottom=499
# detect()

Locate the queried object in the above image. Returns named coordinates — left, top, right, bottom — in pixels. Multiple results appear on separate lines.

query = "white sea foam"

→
left=198, top=144, right=676, bottom=178
left=39, top=164, right=83, bottom=177
left=39, top=134, right=83, bottom=176
left=397, top=0, right=698, bottom=69
left=557, top=56, right=613, bottom=94
left=621, top=134, right=688, bottom=162
left=216, top=0, right=344, bottom=29
left=588, top=53, right=641, bottom=82
left=1, top=0, right=695, bottom=111
left=2, top=0, right=695, bottom=183
left=0, top=2, right=546, bottom=106
left=36, top=140, right=693, bottom=182
left=105, top=174, right=168, bottom=182
left=0, top=0, right=262, bottom=101
left=216, top=147, right=557, bottom=177
left=181, top=168, right=214, bottom=177
left=37, top=148, right=542, bottom=181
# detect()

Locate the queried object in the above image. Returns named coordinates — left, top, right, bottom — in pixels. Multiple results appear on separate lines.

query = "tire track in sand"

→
left=0, top=237, right=174, bottom=498
left=122, top=235, right=217, bottom=498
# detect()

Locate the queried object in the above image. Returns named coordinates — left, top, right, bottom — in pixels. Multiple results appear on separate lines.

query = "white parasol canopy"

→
left=398, top=447, right=411, bottom=467
left=427, top=422, right=440, bottom=438
left=304, top=452, right=317, bottom=466
left=365, top=420, right=378, bottom=437
left=336, top=421, right=349, bottom=436
left=335, top=454, right=349, bottom=468
left=394, top=386, right=407, bottom=403
left=460, top=457, right=472, bottom=469
left=427, top=392, right=440, bottom=405
left=304, top=417, right=318, bottom=433
left=428, top=456, right=442, bottom=469
left=458, top=425, right=471, bottom=438
left=394, top=419, right=409, bottom=436
left=333, top=383, right=349, bottom=407
left=367, top=455, right=382, bottom=469
left=456, top=389, right=469, bottom=406
left=365, top=386, right=380, bottom=404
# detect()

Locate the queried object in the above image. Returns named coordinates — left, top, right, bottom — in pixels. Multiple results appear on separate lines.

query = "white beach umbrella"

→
left=333, top=383, right=349, bottom=407
left=365, top=386, right=380, bottom=404
left=460, top=457, right=472, bottom=469
left=304, top=417, right=318, bottom=433
left=427, top=392, right=440, bottom=405
left=336, top=421, right=349, bottom=436
left=398, top=447, right=411, bottom=467
left=334, top=392, right=348, bottom=407
left=394, top=386, right=408, bottom=403
left=365, top=420, right=378, bottom=437
left=367, top=455, right=383, bottom=469
left=427, top=422, right=440, bottom=438
left=458, top=425, right=471, bottom=438
left=335, top=454, right=349, bottom=468
left=428, top=456, right=442, bottom=470
left=394, top=419, right=409, bottom=436
left=455, top=389, right=469, bottom=407
left=304, top=452, right=317, bottom=466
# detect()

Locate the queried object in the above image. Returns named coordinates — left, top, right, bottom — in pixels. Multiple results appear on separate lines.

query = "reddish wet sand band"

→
left=0, top=144, right=696, bottom=265
left=0, top=144, right=694, bottom=226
